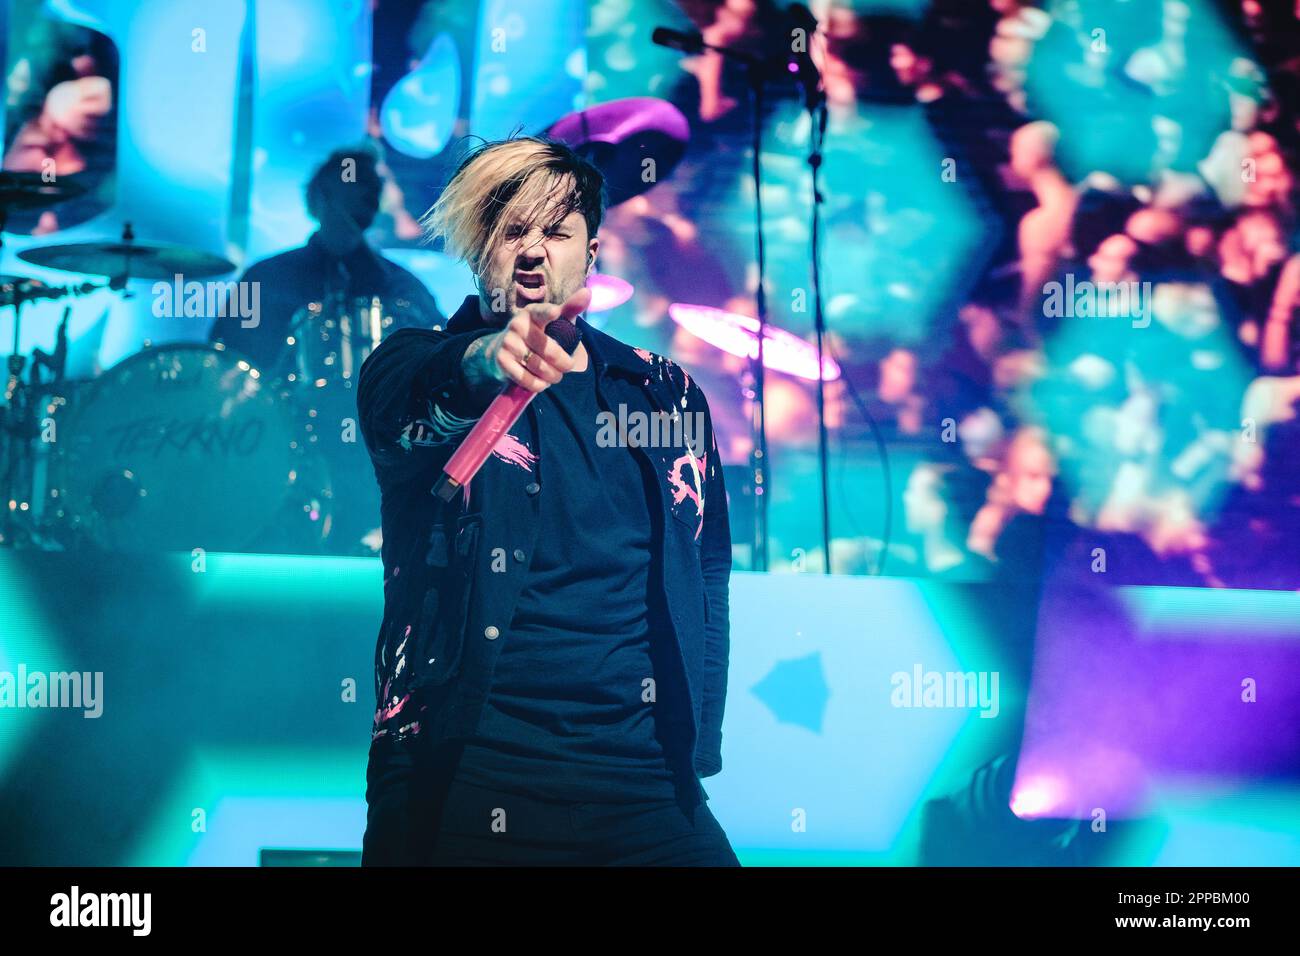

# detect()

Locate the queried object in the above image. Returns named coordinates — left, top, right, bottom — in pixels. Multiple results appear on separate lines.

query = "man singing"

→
left=356, top=136, right=738, bottom=865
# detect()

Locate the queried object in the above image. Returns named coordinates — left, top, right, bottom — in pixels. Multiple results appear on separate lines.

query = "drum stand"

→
left=1, top=298, right=36, bottom=546
left=1, top=291, right=73, bottom=548
left=0, top=205, right=36, bottom=547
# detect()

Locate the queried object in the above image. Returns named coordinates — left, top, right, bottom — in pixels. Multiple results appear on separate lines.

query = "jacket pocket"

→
left=454, top=512, right=482, bottom=559
left=415, top=521, right=479, bottom=688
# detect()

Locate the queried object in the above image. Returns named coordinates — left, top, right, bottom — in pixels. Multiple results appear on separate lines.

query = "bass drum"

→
left=47, top=343, right=332, bottom=553
left=286, top=293, right=424, bottom=389
left=282, top=294, right=427, bottom=554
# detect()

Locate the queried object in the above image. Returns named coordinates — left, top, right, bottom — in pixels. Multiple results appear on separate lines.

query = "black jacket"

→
left=356, top=295, right=732, bottom=797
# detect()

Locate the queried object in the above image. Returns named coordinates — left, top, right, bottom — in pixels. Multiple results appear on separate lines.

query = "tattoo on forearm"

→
left=462, top=336, right=496, bottom=391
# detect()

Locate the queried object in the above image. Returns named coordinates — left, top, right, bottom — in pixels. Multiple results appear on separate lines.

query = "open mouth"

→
left=514, top=272, right=546, bottom=301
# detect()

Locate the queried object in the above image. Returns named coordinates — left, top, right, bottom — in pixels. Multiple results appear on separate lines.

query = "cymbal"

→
left=586, top=272, right=633, bottom=313
left=668, top=302, right=842, bottom=382
left=546, top=97, right=689, bottom=206
left=17, top=241, right=235, bottom=280
left=0, top=171, right=87, bottom=210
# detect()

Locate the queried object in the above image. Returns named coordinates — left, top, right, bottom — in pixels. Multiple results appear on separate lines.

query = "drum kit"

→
left=0, top=94, right=796, bottom=555
left=0, top=175, right=419, bottom=554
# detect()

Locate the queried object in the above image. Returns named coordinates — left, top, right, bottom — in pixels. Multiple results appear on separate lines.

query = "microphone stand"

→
left=653, top=19, right=837, bottom=574
left=747, top=65, right=771, bottom=572
left=803, top=66, right=832, bottom=575
left=651, top=28, right=778, bottom=571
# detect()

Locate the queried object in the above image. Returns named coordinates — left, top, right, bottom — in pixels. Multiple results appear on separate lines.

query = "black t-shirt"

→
left=449, top=358, right=684, bottom=803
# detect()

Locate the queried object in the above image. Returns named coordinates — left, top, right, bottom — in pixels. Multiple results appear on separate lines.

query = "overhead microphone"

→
left=651, top=26, right=705, bottom=55
left=652, top=18, right=820, bottom=95
left=784, top=3, right=825, bottom=110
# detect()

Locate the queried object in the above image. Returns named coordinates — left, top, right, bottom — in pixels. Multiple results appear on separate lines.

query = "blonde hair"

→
left=420, top=136, right=604, bottom=279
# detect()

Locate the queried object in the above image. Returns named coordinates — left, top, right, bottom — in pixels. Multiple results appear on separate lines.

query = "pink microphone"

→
left=433, top=317, right=583, bottom=502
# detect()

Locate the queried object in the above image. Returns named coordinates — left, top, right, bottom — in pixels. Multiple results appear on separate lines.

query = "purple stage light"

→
left=1014, top=578, right=1300, bottom=820
left=586, top=272, right=633, bottom=313
left=668, top=303, right=842, bottom=382
left=548, top=96, right=690, bottom=150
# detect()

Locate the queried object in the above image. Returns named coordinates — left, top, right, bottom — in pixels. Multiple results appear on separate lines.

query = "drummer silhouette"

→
left=210, top=145, right=444, bottom=556
left=208, top=144, right=444, bottom=375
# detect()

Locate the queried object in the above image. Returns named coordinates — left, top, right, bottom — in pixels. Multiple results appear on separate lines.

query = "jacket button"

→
left=525, top=482, right=540, bottom=496
left=484, top=625, right=500, bottom=640
left=512, top=549, right=526, bottom=562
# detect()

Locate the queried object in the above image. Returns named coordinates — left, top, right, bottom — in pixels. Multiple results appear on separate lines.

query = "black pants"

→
left=362, top=739, right=740, bottom=866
